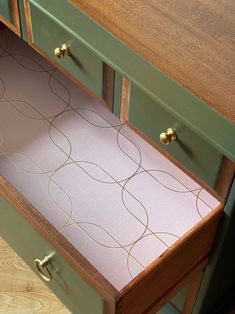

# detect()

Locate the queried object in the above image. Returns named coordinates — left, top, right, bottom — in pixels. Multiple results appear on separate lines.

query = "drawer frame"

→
left=0, top=176, right=223, bottom=313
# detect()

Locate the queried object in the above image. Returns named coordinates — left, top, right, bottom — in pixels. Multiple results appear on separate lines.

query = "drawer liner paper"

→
left=0, top=29, right=220, bottom=290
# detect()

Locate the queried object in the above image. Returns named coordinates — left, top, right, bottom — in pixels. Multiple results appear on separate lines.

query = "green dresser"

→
left=0, top=1, right=234, bottom=314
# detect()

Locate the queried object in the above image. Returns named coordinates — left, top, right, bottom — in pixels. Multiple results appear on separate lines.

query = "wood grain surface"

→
left=0, top=236, right=70, bottom=313
left=71, top=0, right=235, bottom=123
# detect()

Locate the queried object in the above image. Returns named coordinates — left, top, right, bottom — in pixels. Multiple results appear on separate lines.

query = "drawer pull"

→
left=160, top=128, right=177, bottom=145
left=54, top=44, right=70, bottom=59
left=34, top=255, right=52, bottom=282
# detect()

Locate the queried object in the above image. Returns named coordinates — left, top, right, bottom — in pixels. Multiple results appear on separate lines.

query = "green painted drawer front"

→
left=29, top=0, right=103, bottom=97
left=0, top=196, right=104, bottom=314
left=128, top=85, right=223, bottom=187
left=0, top=1, right=12, bottom=22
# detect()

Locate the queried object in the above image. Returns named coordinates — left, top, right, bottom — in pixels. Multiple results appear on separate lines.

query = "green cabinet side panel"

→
left=128, top=85, right=223, bottom=187
left=30, top=0, right=235, bottom=161
left=0, top=1, right=11, bottom=22
left=18, top=0, right=27, bottom=41
left=29, top=1, right=103, bottom=98
left=0, top=197, right=104, bottom=314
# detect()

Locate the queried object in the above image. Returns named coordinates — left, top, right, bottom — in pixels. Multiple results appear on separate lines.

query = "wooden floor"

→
left=0, top=236, right=70, bottom=313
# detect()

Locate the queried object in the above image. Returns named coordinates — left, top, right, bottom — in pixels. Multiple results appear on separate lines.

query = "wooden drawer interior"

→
left=0, top=28, right=223, bottom=313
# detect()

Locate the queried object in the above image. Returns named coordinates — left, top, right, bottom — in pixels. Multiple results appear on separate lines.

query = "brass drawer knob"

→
left=160, top=128, right=177, bottom=145
left=34, top=255, right=52, bottom=282
left=54, top=44, right=70, bottom=59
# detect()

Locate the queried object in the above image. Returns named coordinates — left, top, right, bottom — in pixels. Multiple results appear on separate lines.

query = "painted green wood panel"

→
left=0, top=1, right=11, bottom=22
left=0, top=196, right=104, bottom=314
left=29, top=0, right=235, bottom=161
left=128, top=84, right=223, bottom=187
left=193, top=179, right=235, bottom=314
left=29, top=1, right=103, bottom=97
left=18, top=0, right=27, bottom=41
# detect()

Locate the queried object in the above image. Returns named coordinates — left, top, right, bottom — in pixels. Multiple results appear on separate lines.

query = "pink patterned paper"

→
left=0, top=29, right=220, bottom=290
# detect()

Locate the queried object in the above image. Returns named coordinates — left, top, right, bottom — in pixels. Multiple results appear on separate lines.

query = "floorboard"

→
left=0, top=236, right=70, bottom=313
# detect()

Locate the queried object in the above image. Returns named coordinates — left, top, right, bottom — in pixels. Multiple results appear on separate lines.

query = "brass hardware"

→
left=54, top=44, right=70, bottom=59
left=159, top=128, right=177, bottom=145
left=34, top=255, right=52, bottom=282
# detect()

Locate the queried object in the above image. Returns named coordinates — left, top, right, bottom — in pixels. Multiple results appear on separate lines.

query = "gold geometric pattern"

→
left=0, top=29, right=220, bottom=290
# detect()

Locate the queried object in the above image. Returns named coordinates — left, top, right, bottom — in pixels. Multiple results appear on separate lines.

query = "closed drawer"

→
left=0, top=1, right=11, bottom=22
left=0, top=0, right=21, bottom=35
left=0, top=28, right=223, bottom=314
left=26, top=0, right=103, bottom=97
left=0, top=194, right=104, bottom=314
left=127, top=84, right=224, bottom=188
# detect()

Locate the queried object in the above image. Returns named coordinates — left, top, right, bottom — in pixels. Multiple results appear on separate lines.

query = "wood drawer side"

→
left=117, top=205, right=223, bottom=314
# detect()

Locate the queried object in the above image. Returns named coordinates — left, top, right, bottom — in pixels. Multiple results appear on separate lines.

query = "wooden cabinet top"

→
left=71, top=0, right=235, bottom=124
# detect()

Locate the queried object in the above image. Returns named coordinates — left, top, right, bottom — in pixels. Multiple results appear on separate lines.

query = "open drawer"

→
left=0, top=28, right=223, bottom=313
